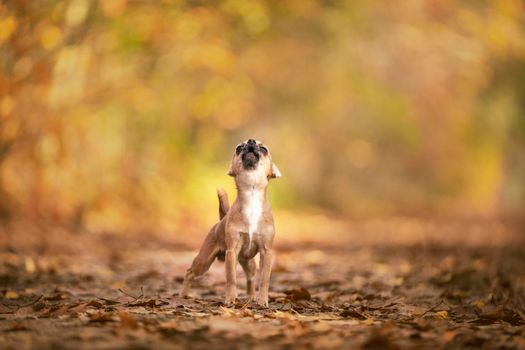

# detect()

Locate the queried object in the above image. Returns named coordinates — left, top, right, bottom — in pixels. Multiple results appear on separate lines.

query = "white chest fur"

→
left=242, top=189, right=264, bottom=237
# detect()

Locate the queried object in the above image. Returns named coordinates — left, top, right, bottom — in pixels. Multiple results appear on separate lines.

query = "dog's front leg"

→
left=257, top=247, right=273, bottom=307
left=225, top=247, right=238, bottom=305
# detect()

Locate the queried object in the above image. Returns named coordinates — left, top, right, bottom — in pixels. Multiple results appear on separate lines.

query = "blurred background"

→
left=1, top=0, right=525, bottom=237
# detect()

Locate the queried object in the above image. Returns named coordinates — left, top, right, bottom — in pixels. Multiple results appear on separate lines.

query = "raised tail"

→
left=216, top=188, right=229, bottom=262
left=217, top=187, right=230, bottom=220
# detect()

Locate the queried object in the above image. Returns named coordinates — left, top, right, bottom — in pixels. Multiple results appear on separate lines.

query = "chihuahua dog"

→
left=179, top=139, right=280, bottom=306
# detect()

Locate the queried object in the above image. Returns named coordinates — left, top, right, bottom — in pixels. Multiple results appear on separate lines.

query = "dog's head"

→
left=227, top=139, right=281, bottom=179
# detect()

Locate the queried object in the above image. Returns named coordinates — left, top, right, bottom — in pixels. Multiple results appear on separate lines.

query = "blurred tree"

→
left=0, top=0, right=524, bottom=231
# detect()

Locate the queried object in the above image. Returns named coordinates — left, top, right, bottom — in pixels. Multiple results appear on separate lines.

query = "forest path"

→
left=1, top=220, right=524, bottom=349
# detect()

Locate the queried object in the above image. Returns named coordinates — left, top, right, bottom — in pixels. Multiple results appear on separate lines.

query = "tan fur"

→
left=217, top=188, right=229, bottom=220
left=179, top=140, right=280, bottom=306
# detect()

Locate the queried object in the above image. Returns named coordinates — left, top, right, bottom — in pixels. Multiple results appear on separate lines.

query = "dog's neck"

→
left=235, top=169, right=269, bottom=193
left=234, top=169, right=269, bottom=236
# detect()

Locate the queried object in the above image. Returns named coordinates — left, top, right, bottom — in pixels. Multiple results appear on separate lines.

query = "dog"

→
left=179, top=139, right=281, bottom=306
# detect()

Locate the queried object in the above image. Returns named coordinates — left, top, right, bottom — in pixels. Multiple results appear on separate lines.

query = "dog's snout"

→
left=247, top=139, right=256, bottom=151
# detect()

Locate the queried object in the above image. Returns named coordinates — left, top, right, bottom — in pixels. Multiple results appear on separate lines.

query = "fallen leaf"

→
left=158, top=320, right=178, bottom=331
left=4, top=323, right=30, bottom=332
left=89, top=312, right=118, bottom=323
left=24, top=257, right=36, bottom=273
left=87, top=300, right=105, bottom=308
left=362, top=325, right=398, bottom=349
left=118, top=312, right=138, bottom=329
left=5, top=291, right=18, bottom=299
left=341, top=308, right=367, bottom=320
left=284, top=287, right=311, bottom=301
left=362, top=318, right=375, bottom=325
left=32, top=300, right=47, bottom=312
left=273, top=310, right=295, bottom=320
left=44, top=292, right=65, bottom=301
left=96, top=297, right=120, bottom=305
left=442, top=330, right=457, bottom=342
left=111, top=280, right=126, bottom=289
left=128, top=299, right=168, bottom=308
left=472, top=299, right=485, bottom=309
left=436, top=311, right=449, bottom=320
left=471, top=305, right=525, bottom=326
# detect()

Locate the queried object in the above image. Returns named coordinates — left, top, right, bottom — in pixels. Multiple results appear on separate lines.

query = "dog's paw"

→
left=224, top=291, right=238, bottom=305
left=224, top=296, right=237, bottom=305
left=256, top=296, right=268, bottom=307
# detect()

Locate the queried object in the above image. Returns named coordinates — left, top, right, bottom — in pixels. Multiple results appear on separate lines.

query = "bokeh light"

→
left=1, top=0, right=524, bottom=235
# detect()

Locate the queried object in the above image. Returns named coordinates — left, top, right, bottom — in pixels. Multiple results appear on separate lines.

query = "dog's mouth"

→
left=242, top=150, right=259, bottom=170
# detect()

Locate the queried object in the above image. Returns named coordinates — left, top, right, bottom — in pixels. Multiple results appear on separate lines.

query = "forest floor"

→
left=1, top=217, right=525, bottom=349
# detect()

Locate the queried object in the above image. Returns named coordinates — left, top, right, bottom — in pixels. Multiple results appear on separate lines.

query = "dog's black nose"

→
left=246, top=139, right=257, bottom=152
left=246, top=139, right=256, bottom=151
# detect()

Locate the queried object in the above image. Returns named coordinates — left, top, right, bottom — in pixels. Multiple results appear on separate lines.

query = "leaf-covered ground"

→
left=1, top=219, right=525, bottom=349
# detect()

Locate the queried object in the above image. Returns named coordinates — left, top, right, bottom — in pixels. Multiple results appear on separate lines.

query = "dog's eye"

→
left=235, top=145, right=243, bottom=155
left=259, top=146, right=268, bottom=155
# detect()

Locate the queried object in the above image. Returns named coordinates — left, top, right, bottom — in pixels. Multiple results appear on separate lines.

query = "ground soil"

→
left=1, top=218, right=524, bottom=349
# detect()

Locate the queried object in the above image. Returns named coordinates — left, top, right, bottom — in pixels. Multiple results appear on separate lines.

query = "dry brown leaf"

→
left=89, top=312, right=118, bottom=323
left=341, top=308, right=367, bottom=320
left=158, top=320, right=178, bottom=331
left=4, top=322, right=30, bottom=332
left=118, top=312, right=139, bottom=329
left=442, top=330, right=457, bottom=343
left=44, top=293, right=65, bottom=301
left=284, top=287, right=311, bottom=301
left=273, top=310, right=295, bottom=320
left=87, top=300, right=105, bottom=308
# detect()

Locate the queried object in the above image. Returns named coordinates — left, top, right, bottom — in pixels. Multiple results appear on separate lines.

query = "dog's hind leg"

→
left=239, top=258, right=256, bottom=300
left=179, top=227, right=220, bottom=298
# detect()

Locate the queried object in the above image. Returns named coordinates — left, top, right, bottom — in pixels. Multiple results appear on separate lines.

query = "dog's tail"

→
left=216, top=188, right=229, bottom=263
left=217, top=187, right=229, bottom=220
left=217, top=187, right=230, bottom=261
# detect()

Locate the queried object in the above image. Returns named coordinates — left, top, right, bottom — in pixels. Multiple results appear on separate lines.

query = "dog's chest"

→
left=242, top=189, right=263, bottom=237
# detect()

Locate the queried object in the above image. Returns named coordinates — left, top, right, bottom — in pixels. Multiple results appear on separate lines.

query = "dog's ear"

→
left=270, top=163, right=281, bottom=178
